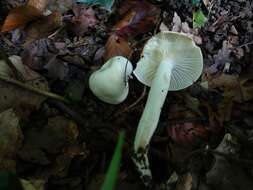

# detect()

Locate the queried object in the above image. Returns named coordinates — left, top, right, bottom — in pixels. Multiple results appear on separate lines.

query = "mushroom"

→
left=89, top=56, right=133, bottom=104
left=132, top=31, right=203, bottom=184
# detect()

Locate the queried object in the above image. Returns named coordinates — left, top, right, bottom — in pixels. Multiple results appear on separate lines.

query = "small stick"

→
left=0, top=49, right=25, bottom=81
left=0, top=75, right=69, bottom=103
left=110, top=86, right=147, bottom=119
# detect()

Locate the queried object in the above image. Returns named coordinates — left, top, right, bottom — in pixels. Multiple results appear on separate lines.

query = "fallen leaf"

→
left=44, top=58, right=69, bottom=80
left=68, top=5, right=97, bottom=36
left=25, top=11, right=62, bottom=40
left=104, top=34, right=131, bottom=61
left=114, top=1, right=161, bottom=39
left=175, top=173, right=193, bottom=190
left=77, top=0, right=115, bottom=11
left=1, top=6, right=43, bottom=33
left=47, top=0, right=73, bottom=13
left=0, top=55, right=48, bottom=113
left=27, top=0, right=48, bottom=13
left=21, top=179, right=45, bottom=190
left=0, top=109, right=23, bottom=171
left=22, top=39, right=58, bottom=70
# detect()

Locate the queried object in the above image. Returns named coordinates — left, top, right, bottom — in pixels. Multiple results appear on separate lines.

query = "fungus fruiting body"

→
left=133, top=31, right=203, bottom=185
left=89, top=56, right=133, bottom=104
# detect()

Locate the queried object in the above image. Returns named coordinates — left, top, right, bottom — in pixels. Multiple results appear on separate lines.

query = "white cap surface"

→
left=89, top=56, right=133, bottom=104
left=134, top=31, right=203, bottom=90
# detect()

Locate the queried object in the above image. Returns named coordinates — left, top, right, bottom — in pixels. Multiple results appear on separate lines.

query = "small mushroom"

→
left=89, top=56, right=133, bottom=104
left=133, top=31, right=203, bottom=185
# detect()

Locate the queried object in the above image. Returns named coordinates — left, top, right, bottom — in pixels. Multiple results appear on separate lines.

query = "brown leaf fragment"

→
left=104, top=34, right=132, bottom=61
left=1, top=6, right=43, bottom=33
left=68, top=5, right=97, bottom=36
left=26, top=11, right=62, bottom=40
left=28, top=0, right=48, bottom=12
left=175, top=173, right=193, bottom=190
left=0, top=109, right=23, bottom=171
left=115, top=0, right=161, bottom=39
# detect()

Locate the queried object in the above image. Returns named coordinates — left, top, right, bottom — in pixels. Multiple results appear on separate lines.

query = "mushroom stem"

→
left=133, top=58, right=174, bottom=182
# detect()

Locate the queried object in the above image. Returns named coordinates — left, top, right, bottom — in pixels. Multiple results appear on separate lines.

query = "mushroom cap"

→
left=89, top=56, right=133, bottom=104
left=134, top=31, right=203, bottom=91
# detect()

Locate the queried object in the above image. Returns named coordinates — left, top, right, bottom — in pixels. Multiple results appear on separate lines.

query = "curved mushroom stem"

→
left=133, top=58, right=174, bottom=185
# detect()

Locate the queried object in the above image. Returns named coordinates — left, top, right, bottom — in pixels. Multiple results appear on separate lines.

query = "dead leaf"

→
left=68, top=5, right=97, bottom=36
left=44, top=58, right=69, bottom=80
left=1, top=6, right=43, bottom=33
left=0, top=109, right=23, bottom=171
left=28, top=0, right=48, bottom=13
left=21, top=179, right=45, bottom=190
left=26, top=11, right=62, bottom=40
left=175, top=173, right=193, bottom=190
left=203, top=73, right=239, bottom=89
left=114, top=1, right=161, bottom=39
left=0, top=55, right=48, bottom=113
left=104, top=34, right=132, bottom=61
left=47, top=0, right=73, bottom=13
left=237, top=76, right=253, bottom=102
left=170, top=12, right=202, bottom=45
left=22, top=38, right=58, bottom=70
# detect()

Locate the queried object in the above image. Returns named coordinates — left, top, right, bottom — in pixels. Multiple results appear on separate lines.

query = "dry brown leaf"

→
left=1, top=6, right=43, bottom=33
left=114, top=0, right=161, bottom=39
left=0, top=109, right=23, bottom=171
left=175, top=173, right=193, bottom=190
left=28, top=0, right=48, bottom=12
left=0, top=56, right=48, bottom=113
left=68, top=5, right=97, bottom=36
left=26, top=11, right=62, bottom=40
left=47, top=0, right=73, bottom=13
left=104, top=34, right=132, bottom=61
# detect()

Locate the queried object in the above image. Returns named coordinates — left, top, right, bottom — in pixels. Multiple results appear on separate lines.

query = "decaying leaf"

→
left=68, top=5, right=98, bottom=36
left=1, top=6, right=43, bottom=33
left=104, top=34, right=131, bottom=61
left=27, top=0, right=48, bottom=13
left=0, top=109, right=23, bottom=171
left=0, top=55, right=48, bottom=113
left=104, top=0, right=160, bottom=60
left=26, top=11, right=62, bottom=40
left=114, top=0, right=161, bottom=39
left=175, top=173, right=193, bottom=190
left=46, top=0, right=73, bottom=13
left=21, top=179, right=45, bottom=190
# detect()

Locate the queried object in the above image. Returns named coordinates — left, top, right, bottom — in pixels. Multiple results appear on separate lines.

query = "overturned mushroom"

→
left=133, top=31, right=203, bottom=185
left=89, top=56, right=133, bottom=104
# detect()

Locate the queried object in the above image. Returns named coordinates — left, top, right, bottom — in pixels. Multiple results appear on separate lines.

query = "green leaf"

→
left=76, top=0, right=115, bottom=11
left=193, top=10, right=207, bottom=28
left=100, top=130, right=125, bottom=190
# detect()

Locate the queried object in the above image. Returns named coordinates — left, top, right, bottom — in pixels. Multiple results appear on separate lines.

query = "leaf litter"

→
left=0, top=0, right=253, bottom=189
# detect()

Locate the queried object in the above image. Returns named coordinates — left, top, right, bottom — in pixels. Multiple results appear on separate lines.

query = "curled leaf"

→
left=26, top=11, right=63, bottom=39
left=114, top=1, right=161, bottom=39
left=104, top=34, right=131, bottom=61
left=1, top=6, right=43, bottom=33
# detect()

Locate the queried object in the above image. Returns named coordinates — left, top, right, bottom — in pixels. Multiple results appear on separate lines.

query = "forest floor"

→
left=0, top=0, right=253, bottom=190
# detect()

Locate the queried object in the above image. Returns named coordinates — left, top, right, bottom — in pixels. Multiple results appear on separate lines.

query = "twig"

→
left=110, top=86, right=147, bottom=119
left=0, top=75, right=69, bottom=103
left=0, top=49, right=25, bottom=81
left=47, top=99, right=88, bottom=129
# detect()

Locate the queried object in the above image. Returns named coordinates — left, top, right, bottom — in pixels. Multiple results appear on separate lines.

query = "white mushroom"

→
left=89, top=56, right=133, bottom=104
left=132, top=31, right=203, bottom=185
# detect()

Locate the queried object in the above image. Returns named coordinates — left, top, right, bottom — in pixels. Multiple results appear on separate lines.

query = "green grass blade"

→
left=100, top=130, right=125, bottom=190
